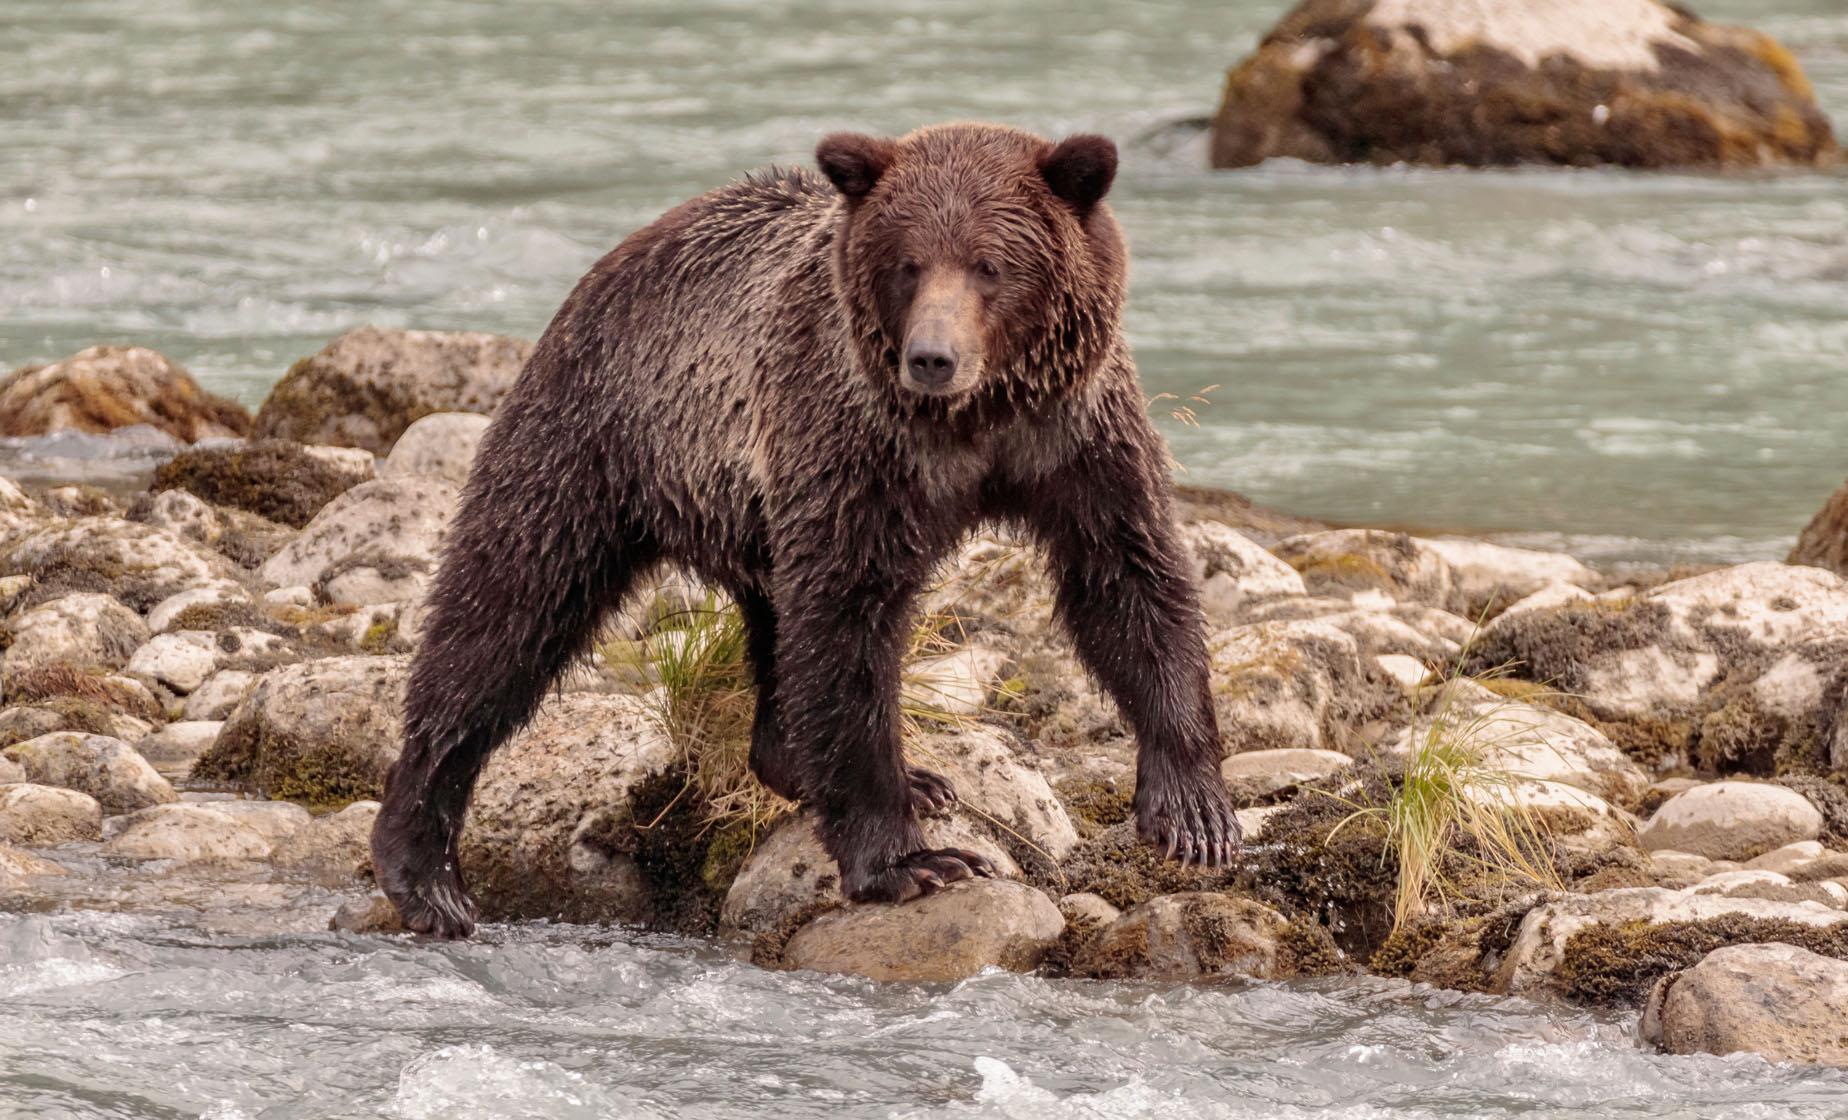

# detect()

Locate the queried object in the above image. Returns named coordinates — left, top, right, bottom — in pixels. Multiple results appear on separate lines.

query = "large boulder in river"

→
left=0, top=346, right=251, bottom=442
left=151, top=439, right=372, bottom=528
left=1642, top=943, right=1848, bottom=1067
left=258, top=477, right=459, bottom=606
left=1789, top=479, right=1848, bottom=577
left=1210, top=0, right=1838, bottom=170
left=254, top=326, right=532, bottom=454
left=193, top=656, right=409, bottom=806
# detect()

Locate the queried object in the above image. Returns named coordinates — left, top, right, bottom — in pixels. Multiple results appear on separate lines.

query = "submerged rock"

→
left=257, top=476, right=458, bottom=607
left=194, top=656, right=409, bottom=805
left=254, top=326, right=532, bottom=454
left=1639, top=781, right=1823, bottom=862
left=151, top=439, right=372, bottom=529
left=2, top=732, right=175, bottom=815
left=0, top=783, right=103, bottom=844
left=1210, top=0, right=1838, bottom=170
left=0, top=346, right=252, bottom=442
left=1074, top=892, right=1339, bottom=981
left=0, top=844, right=66, bottom=883
left=780, top=879, right=1063, bottom=982
left=1642, top=942, right=1848, bottom=1067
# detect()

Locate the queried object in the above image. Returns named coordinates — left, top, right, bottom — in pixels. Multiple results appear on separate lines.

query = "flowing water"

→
left=5, top=3, right=1848, bottom=1115
left=4, top=0, right=1846, bottom=564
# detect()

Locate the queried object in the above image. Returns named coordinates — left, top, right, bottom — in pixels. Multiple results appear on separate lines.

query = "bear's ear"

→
left=816, top=132, right=895, bottom=200
left=1040, top=134, right=1117, bottom=214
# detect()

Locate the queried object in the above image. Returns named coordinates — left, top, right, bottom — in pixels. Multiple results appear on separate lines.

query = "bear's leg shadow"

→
left=773, top=573, right=992, bottom=903
left=372, top=441, right=659, bottom=938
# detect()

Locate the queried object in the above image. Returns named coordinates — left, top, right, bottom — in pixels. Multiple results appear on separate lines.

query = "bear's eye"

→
left=899, top=259, right=921, bottom=280
left=974, top=259, right=1001, bottom=281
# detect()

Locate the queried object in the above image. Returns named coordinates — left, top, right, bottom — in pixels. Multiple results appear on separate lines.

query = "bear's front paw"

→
left=372, top=824, right=480, bottom=939
left=843, top=847, right=997, bottom=904
left=388, top=872, right=480, bottom=939
left=1137, top=769, right=1241, bottom=869
left=906, top=766, right=958, bottom=815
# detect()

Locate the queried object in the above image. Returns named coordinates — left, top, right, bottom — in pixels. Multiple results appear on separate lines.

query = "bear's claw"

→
left=1137, top=770, right=1242, bottom=869
left=906, top=766, right=958, bottom=815
left=845, top=847, right=996, bottom=904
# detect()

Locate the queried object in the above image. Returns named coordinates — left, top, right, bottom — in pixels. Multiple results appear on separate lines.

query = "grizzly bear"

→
left=371, top=122, right=1239, bottom=938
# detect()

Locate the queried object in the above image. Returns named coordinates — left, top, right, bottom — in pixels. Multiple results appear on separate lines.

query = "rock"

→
left=1220, top=748, right=1352, bottom=799
left=2, top=732, right=176, bottom=815
left=101, top=803, right=273, bottom=861
left=270, top=800, right=379, bottom=879
left=151, top=439, right=372, bottom=529
left=182, top=669, right=259, bottom=721
left=1648, top=850, right=1720, bottom=886
left=1, top=592, right=149, bottom=675
left=1640, top=782, right=1823, bottom=862
left=1418, top=539, right=1598, bottom=614
left=201, top=798, right=312, bottom=846
left=139, top=489, right=222, bottom=545
left=2, top=517, right=238, bottom=612
left=904, top=646, right=1009, bottom=716
left=1272, top=530, right=1456, bottom=608
left=1374, top=653, right=1429, bottom=691
left=145, top=585, right=253, bottom=634
left=134, top=721, right=222, bottom=779
left=915, top=726, right=1079, bottom=860
left=1789, top=480, right=1848, bottom=577
left=1210, top=0, right=1837, bottom=170
left=1074, top=892, right=1334, bottom=981
left=0, top=783, right=103, bottom=844
left=124, top=631, right=221, bottom=693
left=330, top=893, right=405, bottom=934
left=720, top=812, right=1019, bottom=938
left=1745, top=840, right=1828, bottom=876
left=0, top=756, right=21, bottom=785
left=1686, top=869, right=1844, bottom=909
left=1207, top=619, right=1396, bottom=753
left=0, top=481, right=49, bottom=549
left=1497, top=887, right=1848, bottom=998
left=194, top=656, right=408, bottom=805
left=1487, top=779, right=1637, bottom=856
left=460, top=693, right=676, bottom=924
left=0, top=844, right=66, bottom=883
left=257, top=477, right=459, bottom=606
left=1057, top=891, right=1121, bottom=929
left=379, top=412, right=492, bottom=486
left=1640, top=777, right=1703, bottom=817
left=780, top=879, right=1063, bottom=982
left=253, top=326, right=533, bottom=454
left=1498, top=582, right=1597, bottom=618
left=0, top=345, right=251, bottom=442
left=1183, top=520, right=1307, bottom=620
left=1643, top=943, right=1848, bottom=1066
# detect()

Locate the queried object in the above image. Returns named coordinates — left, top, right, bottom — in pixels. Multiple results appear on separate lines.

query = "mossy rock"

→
left=1558, top=917, right=1848, bottom=1008
left=152, top=439, right=365, bottom=529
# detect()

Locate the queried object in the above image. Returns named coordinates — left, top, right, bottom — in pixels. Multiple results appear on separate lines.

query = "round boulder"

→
left=0, top=345, right=251, bottom=442
left=2, top=732, right=176, bottom=815
left=0, top=783, right=103, bottom=844
left=2, top=592, right=149, bottom=675
left=780, top=879, right=1064, bottom=982
left=1642, top=942, right=1848, bottom=1067
left=151, top=439, right=372, bottom=529
left=1640, top=781, right=1823, bottom=862
left=257, top=477, right=459, bottom=606
left=380, top=412, right=491, bottom=486
left=101, top=803, right=273, bottom=862
left=1073, top=892, right=1337, bottom=981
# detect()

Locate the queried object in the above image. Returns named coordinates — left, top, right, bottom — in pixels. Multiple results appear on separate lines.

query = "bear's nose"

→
left=904, top=341, right=958, bottom=388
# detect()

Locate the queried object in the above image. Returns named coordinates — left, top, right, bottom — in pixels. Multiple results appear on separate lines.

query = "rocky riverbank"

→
left=5, top=329, right=1848, bottom=1069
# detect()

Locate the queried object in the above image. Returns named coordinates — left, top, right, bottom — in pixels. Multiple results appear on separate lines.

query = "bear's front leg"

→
left=772, top=570, right=996, bottom=903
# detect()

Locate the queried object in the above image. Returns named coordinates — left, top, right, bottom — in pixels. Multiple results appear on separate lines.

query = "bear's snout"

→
left=900, top=269, right=985, bottom=397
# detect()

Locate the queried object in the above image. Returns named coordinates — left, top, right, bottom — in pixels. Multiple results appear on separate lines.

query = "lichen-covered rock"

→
left=1465, top=563, right=1848, bottom=772
left=257, top=477, right=459, bottom=606
left=1790, top=480, right=1848, bottom=577
left=1075, top=892, right=1338, bottom=981
left=1242, top=595, right=1467, bottom=661
left=151, top=439, right=372, bottom=529
left=1210, top=0, right=1838, bottom=170
left=780, top=879, right=1063, bottom=982
left=1685, top=869, right=1844, bottom=909
left=719, top=812, right=1019, bottom=939
left=2, top=518, right=238, bottom=612
left=270, top=800, right=379, bottom=880
left=1220, top=747, right=1352, bottom=800
left=193, top=656, right=409, bottom=805
left=1640, top=781, right=1823, bottom=862
left=379, top=411, right=491, bottom=486
left=1272, top=530, right=1456, bottom=608
left=1207, top=619, right=1398, bottom=753
left=144, top=585, right=253, bottom=634
left=2, top=732, right=175, bottom=815
left=2, top=592, right=149, bottom=675
left=1497, top=887, right=1848, bottom=1000
left=254, top=326, right=533, bottom=454
left=1183, top=520, right=1307, bottom=621
left=1642, top=942, right=1848, bottom=1066
left=124, top=631, right=221, bottom=694
left=915, top=726, right=1079, bottom=860
left=0, top=783, right=103, bottom=844
left=134, top=720, right=222, bottom=779
left=138, top=489, right=222, bottom=546
left=0, top=346, right=251, bottom=442
left=101, top=803, right=273, bottom=862
left=460, top=693, right=676, bottom=924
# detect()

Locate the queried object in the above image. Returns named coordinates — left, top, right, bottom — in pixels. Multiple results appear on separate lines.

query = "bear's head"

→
left=816, top=122, right=1128, bottom=419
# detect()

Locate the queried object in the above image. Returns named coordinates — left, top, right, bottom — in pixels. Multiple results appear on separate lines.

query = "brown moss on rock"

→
left=1558, top=916, right=1848, bottom=1008
left=1054, top=777, right=1134, bottom=838
left=0, top=345, right=252, bottom=442
left=1789, top=480, right=1848, bottom=577
left=2, top=662, right=161, bottom=723
left=152, top=440, right=364, bottom=529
